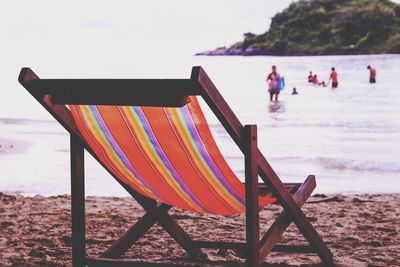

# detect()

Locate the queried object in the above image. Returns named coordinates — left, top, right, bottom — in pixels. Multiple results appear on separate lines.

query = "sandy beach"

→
left=0, top=192, right=399, bottom=267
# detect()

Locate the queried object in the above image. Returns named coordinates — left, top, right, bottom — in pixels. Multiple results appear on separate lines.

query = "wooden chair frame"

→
left=18, top=66, right=334, bottom=266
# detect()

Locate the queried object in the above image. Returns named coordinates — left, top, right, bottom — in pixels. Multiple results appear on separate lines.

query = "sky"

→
left=0, top=0, right=296, bottom=119
left=1, top=0, right=399, bottom=119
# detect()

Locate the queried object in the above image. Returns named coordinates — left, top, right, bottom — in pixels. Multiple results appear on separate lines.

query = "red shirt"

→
left=370, top=68, right=376, bottom=78
left=330, top=71, right=338, bottom=83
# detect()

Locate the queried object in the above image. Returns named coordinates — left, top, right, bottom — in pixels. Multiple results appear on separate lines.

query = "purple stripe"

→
left=76, top=107, right=134, bottom=188
left=163, top=108, right=236, bottom=214
left=179, top=106, right=245, bottom=205
left=87, top=106, right=163, bottom=200
left=131, top=107, right=208, bottom=211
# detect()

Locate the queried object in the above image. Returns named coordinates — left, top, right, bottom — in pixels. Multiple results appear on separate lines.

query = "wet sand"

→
left=0, top=193, right=399, bottom=266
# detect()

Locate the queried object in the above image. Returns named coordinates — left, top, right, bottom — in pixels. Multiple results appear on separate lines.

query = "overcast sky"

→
left=1, top=0, right=399, bottom=119
left=1, top=1, right=295, bottom=119
left=1, top=1, right=293, bottom=73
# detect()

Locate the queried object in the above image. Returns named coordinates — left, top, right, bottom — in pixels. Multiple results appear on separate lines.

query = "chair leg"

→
left=286, top=197, right=334, bottom=266
left=156, top=212, right=201, bottom=258
left=71, top=135, right=86, bottom=267
left=244, top=125, right=260, bottom=267
left=101, top=203, right=172, bottom=258
left=259, top=175, right=315, bottom=262
left=122, top=183, right=201, bottom=258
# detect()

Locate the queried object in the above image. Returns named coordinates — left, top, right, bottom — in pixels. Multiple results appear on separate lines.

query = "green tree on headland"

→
left=198, top=0, right=400, bottom=56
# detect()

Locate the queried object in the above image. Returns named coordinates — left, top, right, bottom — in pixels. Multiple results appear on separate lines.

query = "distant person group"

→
left=266, top=65, right=376, bottom=101
left=307, top=68, right=337, bottom=88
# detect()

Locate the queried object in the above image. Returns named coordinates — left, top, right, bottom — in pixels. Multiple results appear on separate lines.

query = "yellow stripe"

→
left=79, top=106, right=161, bottom=201
left=168, top=108, right=243, bottom=212
left=120, top=107, right=204, bottom=213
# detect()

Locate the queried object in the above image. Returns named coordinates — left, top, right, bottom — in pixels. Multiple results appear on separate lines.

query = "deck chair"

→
left=18, top=67, right=334, bottom=267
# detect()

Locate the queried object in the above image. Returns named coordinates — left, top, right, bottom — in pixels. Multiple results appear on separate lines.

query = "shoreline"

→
left=195, top=48, right=400, bottom=57
left=1, top=193, right=399, bottom=266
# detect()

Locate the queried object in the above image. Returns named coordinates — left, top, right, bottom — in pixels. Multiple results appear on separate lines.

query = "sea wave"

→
left=317, top=157, right=400, bottom=173
left=0, top=117, right=54, bottom=125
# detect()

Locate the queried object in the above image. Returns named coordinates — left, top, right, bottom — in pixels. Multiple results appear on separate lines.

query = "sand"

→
left=0, top=192, right=399, bottom=267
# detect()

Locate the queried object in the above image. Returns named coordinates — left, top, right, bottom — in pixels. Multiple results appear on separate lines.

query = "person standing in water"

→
left=367, top=65, right=376, bottom=83
left=328, top=67, right=338, bottom=89
left=266, top=65, right=280, bottom=101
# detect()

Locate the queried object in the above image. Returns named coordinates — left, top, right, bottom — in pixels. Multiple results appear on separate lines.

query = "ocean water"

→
left=1, top=54, right=399, bottom=196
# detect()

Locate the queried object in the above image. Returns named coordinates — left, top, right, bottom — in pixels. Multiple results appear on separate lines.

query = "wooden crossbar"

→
left=19, top=69, right=199, bottom=107
left=191, top=241, right=315, bottom=254
left=86, top=258, right=190, bottom=267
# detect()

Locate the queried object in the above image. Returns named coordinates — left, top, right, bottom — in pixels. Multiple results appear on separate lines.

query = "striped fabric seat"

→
left=70, top=96, right=277, bottom=215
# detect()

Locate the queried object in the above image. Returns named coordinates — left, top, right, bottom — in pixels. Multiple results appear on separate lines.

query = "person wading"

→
left=266, top=65, right=280, bottom=101
left=367, top=65, right=377, bottom=83
left=329, top=67, right=338, bottom=89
